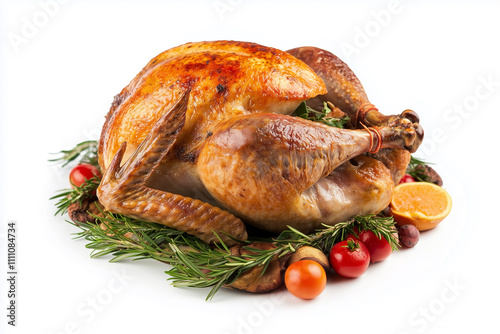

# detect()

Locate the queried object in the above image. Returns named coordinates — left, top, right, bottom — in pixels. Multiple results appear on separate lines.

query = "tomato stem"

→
left=344, top=238, right=360, bottom=252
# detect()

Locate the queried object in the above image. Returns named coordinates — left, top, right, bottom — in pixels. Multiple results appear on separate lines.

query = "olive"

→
left=398, top=224, right=420, bottom=248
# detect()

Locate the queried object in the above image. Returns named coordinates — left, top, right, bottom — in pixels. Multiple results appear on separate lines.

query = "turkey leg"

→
left=198, top=113, right=419, bottom=233
left=287, top=47, right=423, bottom=133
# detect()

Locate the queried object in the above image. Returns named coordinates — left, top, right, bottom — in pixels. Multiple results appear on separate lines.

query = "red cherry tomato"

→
left=399, top=174, right=416, bottom=184
left=69, top=163, right=101, bottom=188
left=284, top=260, right=326, bottom=299
left=329, top=238, right=370, bottom=278
left=357, top=229, right=393, bottom=263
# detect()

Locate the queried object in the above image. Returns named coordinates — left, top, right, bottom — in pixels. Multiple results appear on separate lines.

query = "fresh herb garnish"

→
left=406, top=156, right=432, bottom=182
left=292, top=101, right=350, bottom=128
left=50, top=177, right=100, bottom=216
left=70, top=210, right=396, bottom=300
left=49, top=140, right=99, bottom=167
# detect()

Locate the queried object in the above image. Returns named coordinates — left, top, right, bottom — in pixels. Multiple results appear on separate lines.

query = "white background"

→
left=1, top=0, right=499, bottom=333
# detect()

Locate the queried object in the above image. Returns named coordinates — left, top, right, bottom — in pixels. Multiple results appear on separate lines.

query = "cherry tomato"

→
left=329, top=238, right=370, bottom=278
left=399, top=174, right=416, bottom=184
left=284, top=260, right=326, bottom=299
left=69, top=163, right=101, bottom=188
left=357, top=229, right=393, bottom=263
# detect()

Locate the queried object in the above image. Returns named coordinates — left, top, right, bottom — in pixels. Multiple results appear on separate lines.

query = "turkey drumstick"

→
left=287, top=47, right=423, bottom=150
left=198, top=112, right=419, bottom=234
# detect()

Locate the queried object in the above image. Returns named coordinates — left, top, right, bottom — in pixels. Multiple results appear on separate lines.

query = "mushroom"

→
left=68, top=197, right=104, bottom=225
left=226, top=242, right=285, bottom=293
left=286, top=246, right=330, bottom=273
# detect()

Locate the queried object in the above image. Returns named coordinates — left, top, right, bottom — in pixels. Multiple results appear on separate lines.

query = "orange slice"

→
left=390, top=182, right=452, bottom=231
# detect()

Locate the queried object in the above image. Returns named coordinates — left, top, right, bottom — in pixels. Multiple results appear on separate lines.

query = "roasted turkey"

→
left=97, top=40, right=423, bottom=245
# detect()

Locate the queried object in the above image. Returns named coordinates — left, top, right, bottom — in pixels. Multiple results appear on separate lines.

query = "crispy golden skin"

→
left=99, top=41, right=326, bottom=169
left=97, top=41, right=422, bottom=243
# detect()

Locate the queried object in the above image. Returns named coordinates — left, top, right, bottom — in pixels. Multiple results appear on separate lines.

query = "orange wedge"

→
left=390, top=182, right=452, bottom=231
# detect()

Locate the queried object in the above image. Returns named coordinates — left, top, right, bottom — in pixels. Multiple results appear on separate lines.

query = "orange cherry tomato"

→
left=284, top=259, right=326, bottom=300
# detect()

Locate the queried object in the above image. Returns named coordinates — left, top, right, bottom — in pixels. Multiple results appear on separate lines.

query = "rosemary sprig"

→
left=69, top=209, right=397, bottom=300
left=70, top=212, right=274, bottom=300
left=72, top=212, right=186, bottom=262
left=293, top=101, right=350, bottom=128
left=167, top=214, right=398, bottom=299
left=348, top=215, right=399, bottom=251
left=275, top=215, right=398, bottom=253
left=406, top=156, right=432, bottom=182
left=50, top=177, right=100, bottom=215
left=49, top=140, right=99, bottom=167
left=49, top=140, right=101, bottom=215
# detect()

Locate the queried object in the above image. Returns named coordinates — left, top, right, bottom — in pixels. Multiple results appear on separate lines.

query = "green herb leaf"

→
left=406, top=156, right=432, bottom=182
left=49, top=140, right=99, bottom=167
left=352, top=215, right=400, bottom=251
left=50, top=177, right=100, bottom=215
left=292, top=101, right=350, bottom=128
